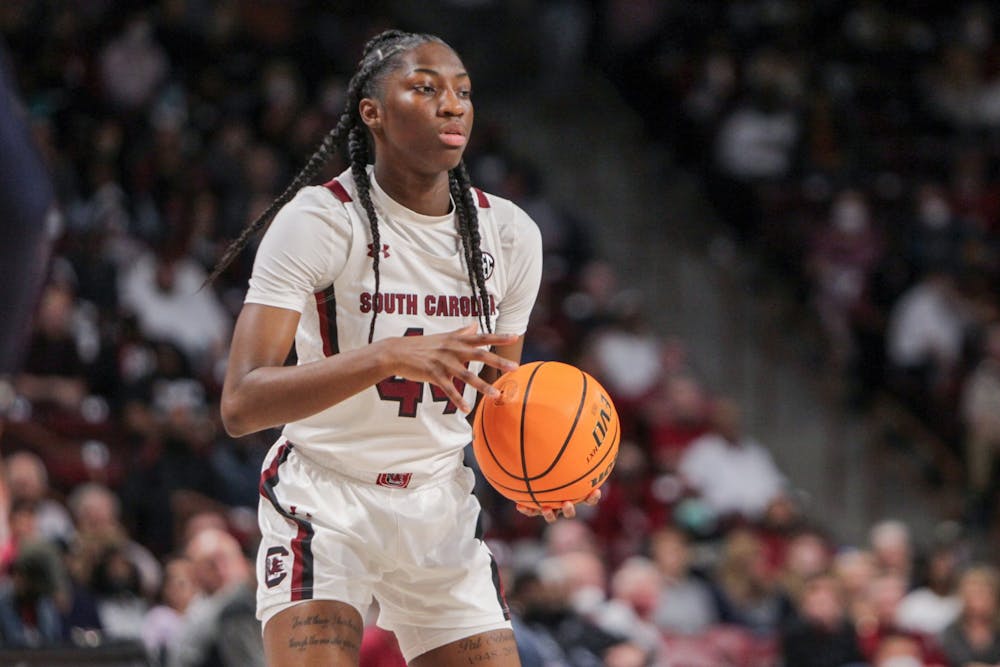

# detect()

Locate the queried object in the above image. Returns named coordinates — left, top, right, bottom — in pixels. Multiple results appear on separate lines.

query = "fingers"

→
left=478, top=349, right=519, bottom=374
left=451, top=324, right=519, bottom=349
left=517, top=504, right=555, bottom=522
left=431, top=379, right=471, bottom=414
left=515, top=496, right=600, bottom=523
left=561, top=501, right=576, bottom=519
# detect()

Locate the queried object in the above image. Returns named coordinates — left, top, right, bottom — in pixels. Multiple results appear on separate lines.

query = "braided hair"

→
left=207, top=29, right=493, bottom=341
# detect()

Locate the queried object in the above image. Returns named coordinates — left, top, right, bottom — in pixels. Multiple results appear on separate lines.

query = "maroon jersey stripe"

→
left=323, top=178, right=353, bottom=203
left=314, top=286, right=338, bottom=357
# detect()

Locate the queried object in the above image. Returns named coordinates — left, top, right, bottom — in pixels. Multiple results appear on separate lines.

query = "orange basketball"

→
left=472, top=361, right=620, bottom=510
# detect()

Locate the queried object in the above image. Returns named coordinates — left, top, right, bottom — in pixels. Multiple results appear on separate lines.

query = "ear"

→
left=359, top=98, right=382, bottom=134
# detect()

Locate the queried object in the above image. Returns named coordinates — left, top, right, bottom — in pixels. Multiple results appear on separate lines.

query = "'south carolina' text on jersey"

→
left=359, top=291, right=498, bottom=318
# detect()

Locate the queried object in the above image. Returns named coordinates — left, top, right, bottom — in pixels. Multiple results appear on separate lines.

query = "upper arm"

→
left=223, top=304, right=301, bottom=395
left=245, top=187, right=351, bottom=313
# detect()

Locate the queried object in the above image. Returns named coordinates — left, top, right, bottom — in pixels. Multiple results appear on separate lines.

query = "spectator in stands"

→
left=590, top=443, right=668, bottom=566
left=807, top=188, right=883, bottom=369
left=870, top=520, right=916, bottom=585
left=836, top=549, right=880, bottom=623
left=0, top=541, right=65, bottom=647
left=580, top=294, right=664, bottom=428
left=15, top=280, right=89, bottom=412
left=544, top=517, right=599, bottom=558
left=781, top=572, right=865, bottom=667
left=711, top=528, right=789, bottom=636
left=961, top=322, right=1000, bottom=513
left=99, top=12, right=169, bottom=112
left=896, top=543, right=962, bottom=637
left=517, top=557, right=631, bottom=667
left=143, top=556, right=199, bottom=666
left=118, top=249, right=231, bottom=372
left=89, top=543, right=147, bottom=640
left=167, top=527, right=262, bottom=667
left=940, top=565, right=1000, bottom=666
left=67, top=483, right=161, bottom=600
left=643, top=373, right=710, bottom=473
left=678, top=398, right=788, bottom=523
left=650, top=525, right=718, bottom=636
left=777, top=529, right=834, bottom=605
left=709, top=49, right=802, bottom=241
left=857, top=571, right=948, bottom=666
left=907, top=184, right=968, bottom=278
left=591, top=556, right=663, bottom=658
left=3, top=451, right=73, bottom=546
left=885, top=268, right=970, bottom=405
left=872, top=632, right=932, bottom=667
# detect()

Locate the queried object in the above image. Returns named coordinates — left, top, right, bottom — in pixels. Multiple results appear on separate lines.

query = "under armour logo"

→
left=368, top=243, right=390, bottom=259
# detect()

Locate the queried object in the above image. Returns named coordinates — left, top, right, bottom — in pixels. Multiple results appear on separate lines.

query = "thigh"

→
left=264, top=599, right=363, bottom=667
left=409, top=628, right=520, bottom=667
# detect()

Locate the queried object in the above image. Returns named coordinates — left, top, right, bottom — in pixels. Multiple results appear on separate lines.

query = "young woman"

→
left=212, top=30, right=599, bottom=666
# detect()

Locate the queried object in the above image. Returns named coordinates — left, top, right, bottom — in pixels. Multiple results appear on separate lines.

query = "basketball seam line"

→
left=520, top=362, right=546, bottom=509
left=481, top=414, right=619, bottom=496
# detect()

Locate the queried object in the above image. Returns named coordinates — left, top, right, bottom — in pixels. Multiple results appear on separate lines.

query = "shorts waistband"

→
left=282, top=440, right=462, bottom=489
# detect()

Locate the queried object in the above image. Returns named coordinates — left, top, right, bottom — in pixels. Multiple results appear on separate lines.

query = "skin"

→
left=224, top=41, right=595, bottom=666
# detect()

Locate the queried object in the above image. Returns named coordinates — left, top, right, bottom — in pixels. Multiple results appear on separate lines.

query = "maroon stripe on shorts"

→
left=259, top=443, right=315, bottom=601
left=489, top=554, right=510, bottom=621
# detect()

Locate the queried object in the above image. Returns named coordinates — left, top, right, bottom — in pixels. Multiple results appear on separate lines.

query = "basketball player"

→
left=211, top=31, right=600, bottom=666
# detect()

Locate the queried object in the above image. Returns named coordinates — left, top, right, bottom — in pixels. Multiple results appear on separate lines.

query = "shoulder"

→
left=282, top=182, right=351, bottom=222
left=474, top=188, right=541, bottom=246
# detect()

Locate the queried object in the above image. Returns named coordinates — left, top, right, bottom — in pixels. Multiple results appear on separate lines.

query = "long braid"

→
left=348, top=125, right=383, bottom=343
left=450, top=161, right=492, bottom=333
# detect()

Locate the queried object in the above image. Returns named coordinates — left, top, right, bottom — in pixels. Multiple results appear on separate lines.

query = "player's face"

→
left=363, top=42, right=473, bottom=176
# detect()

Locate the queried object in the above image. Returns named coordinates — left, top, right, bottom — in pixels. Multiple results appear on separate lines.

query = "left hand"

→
left=515, top=488, right=602, bottom=523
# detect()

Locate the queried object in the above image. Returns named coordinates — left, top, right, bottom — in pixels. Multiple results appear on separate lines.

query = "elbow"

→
left=220, top=394, right=253, bottom=438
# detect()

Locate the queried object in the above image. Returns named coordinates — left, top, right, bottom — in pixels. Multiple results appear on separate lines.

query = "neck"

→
left=373, top=161, right=453, bottom=216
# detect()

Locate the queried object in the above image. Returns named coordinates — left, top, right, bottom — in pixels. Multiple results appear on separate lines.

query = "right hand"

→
left=381, top=323, right=519, bottom=413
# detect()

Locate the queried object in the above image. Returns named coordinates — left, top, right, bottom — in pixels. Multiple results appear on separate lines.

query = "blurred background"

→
left=2, top=1, right=1000, bottom=666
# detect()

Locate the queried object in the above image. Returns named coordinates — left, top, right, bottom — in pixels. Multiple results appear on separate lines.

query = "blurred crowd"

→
left=602, top=1, right=1000, bottom=530
left=3, top=1, right=1000, bottom=666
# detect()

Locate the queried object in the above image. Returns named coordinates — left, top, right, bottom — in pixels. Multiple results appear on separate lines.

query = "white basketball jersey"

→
left=244, top=167, right=543, bottom=479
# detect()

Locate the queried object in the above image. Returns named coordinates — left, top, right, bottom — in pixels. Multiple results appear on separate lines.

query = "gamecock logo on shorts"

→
left=265, top=546, right=289, bottom=588
left=376, top=472, right=412, bottom=489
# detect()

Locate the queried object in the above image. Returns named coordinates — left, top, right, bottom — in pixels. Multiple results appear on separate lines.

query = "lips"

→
left=439, top=123, right=467, bottom=147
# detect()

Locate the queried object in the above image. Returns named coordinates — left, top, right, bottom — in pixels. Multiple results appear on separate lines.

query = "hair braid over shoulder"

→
left=449, top=162, right=492, bottom=333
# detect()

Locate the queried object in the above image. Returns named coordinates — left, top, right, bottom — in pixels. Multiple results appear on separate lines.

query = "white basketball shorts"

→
left=256, top=440, right=512, bottom=661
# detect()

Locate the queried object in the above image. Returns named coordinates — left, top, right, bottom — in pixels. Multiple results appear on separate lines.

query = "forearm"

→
left=222, top=341, right=391, bottom=437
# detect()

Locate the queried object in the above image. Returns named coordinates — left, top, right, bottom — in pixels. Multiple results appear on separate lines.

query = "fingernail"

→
left=503, top=362, right=518, bottom=372
left=487, top=387, right=500, bottom=398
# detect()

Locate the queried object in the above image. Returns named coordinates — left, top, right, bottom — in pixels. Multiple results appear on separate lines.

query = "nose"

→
left=439, top=87, right=465, bottom=116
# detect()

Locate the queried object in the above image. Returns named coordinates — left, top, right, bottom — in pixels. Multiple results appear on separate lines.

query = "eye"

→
left=414, top=84, right=436, bottom=94
left=457, top=89, right=472, bottom=99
